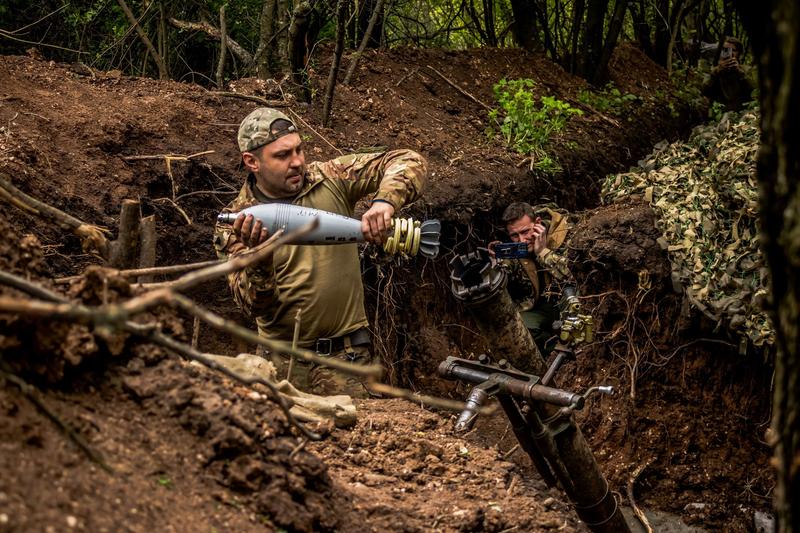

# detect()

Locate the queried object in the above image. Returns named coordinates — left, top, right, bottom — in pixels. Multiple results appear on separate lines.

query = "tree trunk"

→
left=116, top=0, right=169, bottom=79
left=629, top=0, right=653, bottom=59
left=652, top=0, right=671, bottom=65
left=568, top=0, right=585, bottom=73
left=532, top=0, right=556, bottom=59
left=256, top=0, right=278, bottom=79
left=215, top=4, right=227, bottom=89
left=733, top=1, right=800, bottom=531
left=482, top=0, right=497, bottom=46
left=322, top=0, right=348, bottom=127
left=665, top=0, right=688, bottom=75
left=509, top=0, right=541, bottom=52
left=287, top=1, right=314, bottom=99
left=158, top=1, right=168, bottom=73
left=344, top=0, right=386, bottom=84
left=466, top=0, right=490, bottom=44
left=591, top=0, right=630, bottom=85
left=275, top=0, right=291, bottom=75
left=578, top=0, right=608, bottom=79
left=356, top=0, right=385, bottom=48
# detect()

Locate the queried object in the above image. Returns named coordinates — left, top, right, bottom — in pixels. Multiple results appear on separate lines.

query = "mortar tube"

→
left=449, top=251, right=631, bottom=533
left=496, top=394, right=558, bottom=487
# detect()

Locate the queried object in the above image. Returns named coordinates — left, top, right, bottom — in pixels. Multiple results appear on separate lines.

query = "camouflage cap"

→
left=237, top=107, right=298, bottom=152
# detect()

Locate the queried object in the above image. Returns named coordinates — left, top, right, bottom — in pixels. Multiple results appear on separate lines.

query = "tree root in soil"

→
left=627, top=459, right=653, bottom=533
left=1, top=368, right=114, bottom=473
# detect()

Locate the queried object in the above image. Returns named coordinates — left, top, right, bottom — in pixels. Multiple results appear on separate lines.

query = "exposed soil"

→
left=0, top=43, right=773, bottom=532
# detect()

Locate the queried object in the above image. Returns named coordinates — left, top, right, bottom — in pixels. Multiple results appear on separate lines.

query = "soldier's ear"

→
left=242, top=152, right=259, bottom=173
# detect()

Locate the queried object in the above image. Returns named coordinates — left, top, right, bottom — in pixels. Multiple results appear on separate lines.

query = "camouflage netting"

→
left=602, top=110, right=774, bottom=348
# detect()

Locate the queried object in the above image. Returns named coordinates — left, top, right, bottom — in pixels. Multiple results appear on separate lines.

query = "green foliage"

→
left=577, top=83, right=640, bottom=115
left=487, top=78, right=582, bottom=172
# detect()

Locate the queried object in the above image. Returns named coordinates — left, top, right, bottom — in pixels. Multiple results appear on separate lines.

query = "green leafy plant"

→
left=487, top=78, right=582, bottom=172
left=577, top=83, right=641, bottom=115
left=708, top=101, right=727, bottom=122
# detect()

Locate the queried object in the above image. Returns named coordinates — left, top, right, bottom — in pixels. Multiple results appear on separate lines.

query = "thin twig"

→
left=54, top=260, right=224, bottom=284
left=1, top=369, right=114, bottom=473
left=394, top=67, right=419, bottom=87
left=152, top=197, right=192, bottom=225
left=191, top=316, right=200, bottom=349
left=289, top=437, right=309, bottom=459
left=207, top=91, right=290, bottom=107
left=284, top=108, right=343, bottom=156
left=121, top=150, right=215, bottom=162
left=627, top=460, right=653, bottom=533
left=175, top=190, right=236, bottom=201
left=502, top=443, right=520, bottom=460
left=0, top=271, right=67, bottom=302
left=366, top=382, right=496, bottom=413
left=423, top=65, right=492, bottom=111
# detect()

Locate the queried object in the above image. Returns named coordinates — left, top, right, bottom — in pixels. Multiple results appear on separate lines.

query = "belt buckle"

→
left=316, top=337, right=333, bottom=355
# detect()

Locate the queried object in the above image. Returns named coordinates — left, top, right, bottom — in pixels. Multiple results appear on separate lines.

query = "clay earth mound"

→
left=0, top=44, right=773, bottom=531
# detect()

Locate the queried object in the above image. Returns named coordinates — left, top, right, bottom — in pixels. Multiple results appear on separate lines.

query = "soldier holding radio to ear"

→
left=488, top=202, right=574, bottom=357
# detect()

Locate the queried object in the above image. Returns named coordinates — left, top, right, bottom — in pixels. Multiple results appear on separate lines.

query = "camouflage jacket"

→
left=503, top=207, right=573, bottom=311
left=213, top=149, right=427, bottom=346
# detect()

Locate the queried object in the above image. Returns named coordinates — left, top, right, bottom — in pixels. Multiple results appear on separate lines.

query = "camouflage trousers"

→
left=262, top=343, right=375, bottom=399
left=520, top=300, right=559, bottom=359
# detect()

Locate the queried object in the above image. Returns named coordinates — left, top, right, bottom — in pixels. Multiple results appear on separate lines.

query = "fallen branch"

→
left=168, top=292, right=383, bottom=378
left=54, top=259, right=224, bottom=284
left=168, top=17, right=253, bottom=66
left=563, top=97, right=621, bottom=128
left=423, top=65, right=492, bottom=111
left=121, top=150, right=215, bottom=162
left=0, top=175, right=110, bottom=256
left=627, top=460, right=653, bottom=533
left=1, top=368, right=114, bottom=473
left=207, top=91, right=290, bottom=107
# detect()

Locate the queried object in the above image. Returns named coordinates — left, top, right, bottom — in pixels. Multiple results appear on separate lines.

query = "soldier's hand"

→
left=531, top=217, right=548, bottom=255
left=487, top=240, right=501, bottom=258
left=719, top=57, right=738, bottom=71
left=361, top=201, right=395, bottom=244
left=233, top=213, right=270, bottom=248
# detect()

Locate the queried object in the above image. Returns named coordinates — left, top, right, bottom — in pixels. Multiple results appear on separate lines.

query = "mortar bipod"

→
left=438, top=354, right=614, bottom=490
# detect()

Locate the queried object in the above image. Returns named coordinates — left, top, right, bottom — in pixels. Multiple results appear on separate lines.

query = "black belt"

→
left=315, top=328, right=371, bottom=355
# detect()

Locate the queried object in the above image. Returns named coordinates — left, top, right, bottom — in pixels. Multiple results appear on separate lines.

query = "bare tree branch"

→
left=343, top=0, right=387, bottom=85
left=168, top=17, right=254, bottom=66
left=116, top=0, right=169, bottom=79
